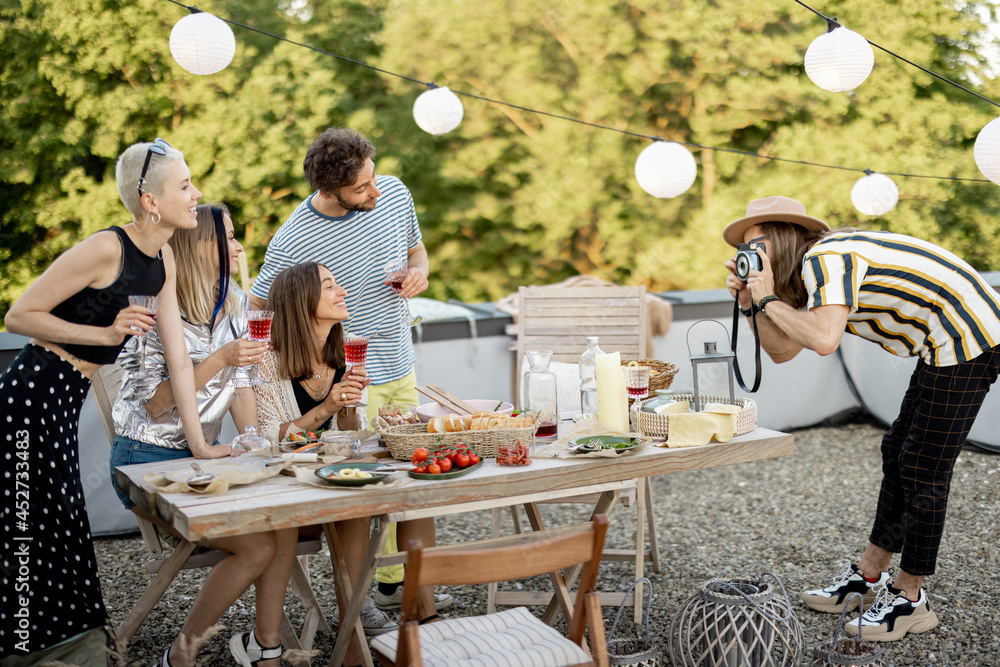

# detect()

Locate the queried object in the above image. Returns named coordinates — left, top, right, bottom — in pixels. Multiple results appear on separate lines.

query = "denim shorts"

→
left=110, top=435, right=192, bottom=508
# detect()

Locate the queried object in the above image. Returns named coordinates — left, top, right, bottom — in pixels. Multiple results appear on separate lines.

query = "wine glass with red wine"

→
left=343, top=334, right=370, bottom=407
left=382, top=260, right=422, bottom=326
left=128, top=295, right=160, bottom=382
left=235, top=310, right=273, bottom=387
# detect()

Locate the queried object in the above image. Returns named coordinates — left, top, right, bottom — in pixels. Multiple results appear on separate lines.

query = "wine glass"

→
left=343, top=334, right=370, bottom=408
left=235, top=310, right=274, bottom=387
left=383, top=260, right=422, bottom=326
left=128, top=295, right=159, bottom=382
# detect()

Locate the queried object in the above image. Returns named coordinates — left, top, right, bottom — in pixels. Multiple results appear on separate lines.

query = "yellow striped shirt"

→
left=802, top=231, right=1000, bottom=366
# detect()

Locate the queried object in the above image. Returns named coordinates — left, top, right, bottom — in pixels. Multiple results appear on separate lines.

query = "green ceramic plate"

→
left=570, top=435, right=645, bottom=454
left=409, top=459, right=483, bottom=481
left=315, top=462, right=386, bottom=487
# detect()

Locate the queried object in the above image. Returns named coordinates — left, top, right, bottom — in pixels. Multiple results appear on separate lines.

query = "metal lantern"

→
left=169, top=11, right=236, bottom=76
left=634, top=140, right=697, bottom=198
left=804, top=23, right=874, bottom=93
left=974, top=116, right=1000, bottom=185
left=851, top=171, right=898, bottom=216
left=413, top=86, right=464, bottom=135
left=669, top=574, right=804, bottom=667
left=687, top=320, right=735, bottom=413
left=806, top=593, right=886, bottom=667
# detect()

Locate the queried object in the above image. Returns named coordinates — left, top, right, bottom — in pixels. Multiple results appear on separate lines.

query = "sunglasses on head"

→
left=137, top=137, right=171, bottom=199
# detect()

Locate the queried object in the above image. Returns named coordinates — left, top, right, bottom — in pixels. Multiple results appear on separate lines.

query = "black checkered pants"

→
left=870, top=344, right=1000, bottom=576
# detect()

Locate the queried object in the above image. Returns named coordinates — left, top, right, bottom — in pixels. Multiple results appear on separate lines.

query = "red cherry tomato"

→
left=455, top=452, right=470, bottom=468
left=413, top=465, right=427, bottom=474
left=438, top=458, right=453, bottom=473
left=469, top=453, right=481, bottom=465
left=446, top=451, right=458, bottom=463
left=412, top=447, right=429, bottom=463
left=427, top=463, right=442, bottom=475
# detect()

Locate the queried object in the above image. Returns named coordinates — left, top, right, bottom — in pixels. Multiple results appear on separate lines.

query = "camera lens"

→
left=735, top=253, right=750, bottom=281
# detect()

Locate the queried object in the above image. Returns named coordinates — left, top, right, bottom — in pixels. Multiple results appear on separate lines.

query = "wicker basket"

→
left=630, top=393, right=757, bottom=439
left=620, top=359, right=678, bottom=393
left=373, top=416, right=535, bottom=461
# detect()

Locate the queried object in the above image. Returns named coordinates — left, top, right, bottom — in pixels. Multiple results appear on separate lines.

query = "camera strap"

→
left=731, top=300, right=762, bottom=393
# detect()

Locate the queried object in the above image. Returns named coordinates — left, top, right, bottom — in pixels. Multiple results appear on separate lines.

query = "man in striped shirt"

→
left=723, top=195, right=1000, bottom=642
left=250, top=128, right=429, bottom=416
left=250, top=128, right=447, bottom=620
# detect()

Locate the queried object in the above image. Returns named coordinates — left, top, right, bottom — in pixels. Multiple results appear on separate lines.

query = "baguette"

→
left=427, top=416, right=446, bottom=434
left=444, top=414, right=468, bottom=432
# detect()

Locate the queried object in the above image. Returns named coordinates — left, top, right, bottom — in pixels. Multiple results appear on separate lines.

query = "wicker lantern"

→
left=169, top=11, right=236, bottom=76
left=668, top=574, right=804, bottom=667
left=806, top=593, right=886, bottom=667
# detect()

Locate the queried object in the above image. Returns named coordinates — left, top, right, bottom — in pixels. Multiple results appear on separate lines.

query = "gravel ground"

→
left=96, top=418, right=1000, bottom=666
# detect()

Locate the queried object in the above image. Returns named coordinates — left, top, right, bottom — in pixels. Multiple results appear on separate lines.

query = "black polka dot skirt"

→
left=1, top=345, right=108, bottom=654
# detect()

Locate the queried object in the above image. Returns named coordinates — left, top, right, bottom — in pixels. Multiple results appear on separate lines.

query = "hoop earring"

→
left=151, top=212, right=161, bottom=225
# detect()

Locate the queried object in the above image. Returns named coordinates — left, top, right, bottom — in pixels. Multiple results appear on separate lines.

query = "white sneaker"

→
left=843, top=585, right=939, bottom=642
left=330, top=596, right=397, bottom=636
left=373, top=586, right=456, bottom=612
left=801, top=563, right=890, bottom=613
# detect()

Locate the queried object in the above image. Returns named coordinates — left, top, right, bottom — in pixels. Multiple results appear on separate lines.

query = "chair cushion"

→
left=370, top=606, right=592, bottom=667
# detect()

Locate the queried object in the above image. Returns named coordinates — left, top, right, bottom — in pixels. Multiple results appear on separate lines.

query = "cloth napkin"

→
left=662, top=404, right=742, bottom=448
left=292, top=466, right=412, bottom=489
left=534, top=420, right=652, bottom=459
left=143, top=459, right=286, bottom=496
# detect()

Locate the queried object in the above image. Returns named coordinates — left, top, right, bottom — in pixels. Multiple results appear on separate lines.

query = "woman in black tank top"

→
left=1, top=140, right=229, bottom=662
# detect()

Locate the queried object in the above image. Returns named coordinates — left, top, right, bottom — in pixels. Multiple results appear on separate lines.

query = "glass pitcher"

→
left=522, top=350, right=559, bottom=440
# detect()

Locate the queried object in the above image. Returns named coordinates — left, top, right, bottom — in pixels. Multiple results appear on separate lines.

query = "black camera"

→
left=734, top=242, right=765, bottom=282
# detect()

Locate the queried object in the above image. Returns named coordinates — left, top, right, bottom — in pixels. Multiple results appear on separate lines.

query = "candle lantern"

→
left=806, top=593, right=886, bottom=667
left=668, top=573, right=804, bottom=667
left=687, top=320, right=735, bottom=412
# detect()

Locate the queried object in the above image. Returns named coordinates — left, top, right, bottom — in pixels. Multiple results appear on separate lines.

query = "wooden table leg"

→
left=538, top=489, right=621, bottom=625
left=522, top=502, right=576, bottom=625
left=327, top=517, right=390, bottom=667
left=632, top=480, right=646, bottom=623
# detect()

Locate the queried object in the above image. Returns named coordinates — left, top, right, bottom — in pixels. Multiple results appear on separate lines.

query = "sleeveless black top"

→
left=50, top=226, right=166, bottom=364
left=292, top=366, right=347, bottom=415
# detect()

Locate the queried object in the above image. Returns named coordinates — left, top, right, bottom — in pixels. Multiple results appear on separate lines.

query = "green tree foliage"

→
left=2, top=0, right=999, bottom=319
left=377, top=0, right=1000, bottom=299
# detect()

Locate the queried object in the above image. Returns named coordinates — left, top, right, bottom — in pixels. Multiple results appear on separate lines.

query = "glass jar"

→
left=578, top=336, right=603, bottom=417
left=320, top=432, right=363, bottom=458
left=231, top=425, right=272, bottom=457
left=522, top=349, right=559, bottom=440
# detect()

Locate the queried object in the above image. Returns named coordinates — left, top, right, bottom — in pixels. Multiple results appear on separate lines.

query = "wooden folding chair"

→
left=371, top=515, right=610, bottom=667
left=91, top=364, right=330, bottom=649
left=503, top=284, right=661, bottom=620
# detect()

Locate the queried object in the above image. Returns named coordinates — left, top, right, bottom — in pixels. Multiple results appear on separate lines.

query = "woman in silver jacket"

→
left=109, top=204, right=294, bottom=667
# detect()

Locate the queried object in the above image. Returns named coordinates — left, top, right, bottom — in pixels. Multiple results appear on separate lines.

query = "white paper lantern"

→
left=851, top=172, right=899, bottom=216
left=413, top=87, right=464, bottom=135
left=804, top=25, right=874, bottom=92
left=169, top=12, right=236, bottom=76
left=974, top=117, right=1000, bottom=184
left=634, top=141, right=697, bottom=198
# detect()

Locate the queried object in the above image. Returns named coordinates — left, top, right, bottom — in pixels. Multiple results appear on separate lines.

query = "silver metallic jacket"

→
left=112, top=289, right=249, bottom=449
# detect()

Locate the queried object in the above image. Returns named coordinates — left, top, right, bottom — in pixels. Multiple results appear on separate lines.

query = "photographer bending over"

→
left=723, top=195, right=1000, bottom=642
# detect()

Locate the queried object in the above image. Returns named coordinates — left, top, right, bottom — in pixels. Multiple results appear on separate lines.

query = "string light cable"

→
left=163, top=0, right=997, bottom=186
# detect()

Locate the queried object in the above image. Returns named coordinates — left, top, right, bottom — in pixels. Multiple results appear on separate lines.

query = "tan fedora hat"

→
left=722, top=195, right=831, bottom=248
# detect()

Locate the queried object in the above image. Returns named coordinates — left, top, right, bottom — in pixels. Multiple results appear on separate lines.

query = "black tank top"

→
left=292, top=366, right=347, bottom=416
left=50, top=226, right=167, bottom=364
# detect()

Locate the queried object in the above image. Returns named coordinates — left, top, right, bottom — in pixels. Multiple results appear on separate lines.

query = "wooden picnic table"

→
left=116, top=427, right=793, bottom=666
